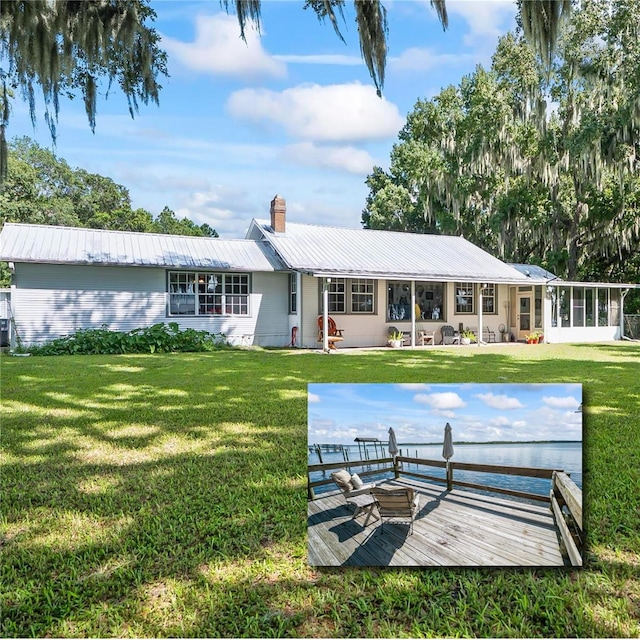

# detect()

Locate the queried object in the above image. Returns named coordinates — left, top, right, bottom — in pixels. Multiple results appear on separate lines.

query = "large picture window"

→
left=388, top=281, right=445, bottom=322
left=455, top=282, right=475, bottom=314
left=168, top=271, right=249, bottom=316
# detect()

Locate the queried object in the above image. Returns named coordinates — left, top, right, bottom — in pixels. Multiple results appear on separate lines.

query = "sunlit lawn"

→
left=1, top=343, right=639, bottom=637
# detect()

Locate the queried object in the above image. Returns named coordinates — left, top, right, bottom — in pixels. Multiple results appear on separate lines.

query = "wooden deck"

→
left=308, top=477, right=567, bottom=567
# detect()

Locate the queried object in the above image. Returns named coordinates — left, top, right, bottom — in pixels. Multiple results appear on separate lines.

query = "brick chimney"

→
left=270, top=195, right=286, bottom=233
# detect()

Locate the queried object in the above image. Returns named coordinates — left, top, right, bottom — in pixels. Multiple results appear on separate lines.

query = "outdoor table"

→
left=346, top=492, right=379, bottom=526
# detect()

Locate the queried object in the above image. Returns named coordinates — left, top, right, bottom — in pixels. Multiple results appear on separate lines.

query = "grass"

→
left=1, top=343, right=639, bottom=638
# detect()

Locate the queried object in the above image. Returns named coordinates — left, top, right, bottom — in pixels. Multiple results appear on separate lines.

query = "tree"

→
left=226, top=0, right=571, bottom=95
left=0, top=137, right=218, bottom=237
left=1, top=0, right=571, bottom=182
left=152, top=206, right=219, bottom=237
left=362, top=1, right=640, bottom=284
left=0, top=0, right=167, bottom=179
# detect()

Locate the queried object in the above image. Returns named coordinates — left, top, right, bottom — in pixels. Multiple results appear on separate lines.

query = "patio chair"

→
left=483, top=326, right=496, bottom=343
left=440, top=325, right=460, bottom=345
left=331, top=469, right=378, bottom=525
left=317, top=316, right=344, bottom=349
left=416, top=324, right=435, bottom=346
left=371, top=486, right=419, bottom=535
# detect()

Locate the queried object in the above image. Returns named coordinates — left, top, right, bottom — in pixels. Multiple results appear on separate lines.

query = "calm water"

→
left=309, top=441, right=582, bottom=498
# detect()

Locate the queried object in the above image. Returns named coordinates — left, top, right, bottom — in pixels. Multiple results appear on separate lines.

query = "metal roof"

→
left=509, top=263, right=560, bottom=282
left=253, top=220, right=534, bottom=284
left=0, top=223, right=285, bottom=271
left=510, top=264, right=640, bottom=288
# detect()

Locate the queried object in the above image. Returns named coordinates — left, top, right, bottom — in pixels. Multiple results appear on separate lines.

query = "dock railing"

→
left=307, top=457, right=394, bottom=500
left=308, top=455, right=583, bottom=565
left=550, top=471, right=583, bottom=566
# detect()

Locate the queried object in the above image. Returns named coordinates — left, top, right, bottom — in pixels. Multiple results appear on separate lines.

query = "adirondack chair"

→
left=317, top=316, right=344, bottom=349
left=440, top=325, right=460, bottom=345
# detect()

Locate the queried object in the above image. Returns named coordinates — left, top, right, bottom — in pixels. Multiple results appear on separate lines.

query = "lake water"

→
left=309, top=441, right=582, bottom=499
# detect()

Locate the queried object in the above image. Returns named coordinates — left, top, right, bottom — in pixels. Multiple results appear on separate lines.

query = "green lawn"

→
left=1, top=343, right=639, bottom=638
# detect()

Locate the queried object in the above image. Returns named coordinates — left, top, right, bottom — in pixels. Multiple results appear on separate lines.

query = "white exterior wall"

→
left=545, top=326, right=621, bottom=343
left=12, top=263, right=289, bottom=347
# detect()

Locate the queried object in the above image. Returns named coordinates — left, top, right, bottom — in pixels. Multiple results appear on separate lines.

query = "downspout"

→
left=410, top=280, right=416, bottom=347
left=322, top=278, right=329, bottom=352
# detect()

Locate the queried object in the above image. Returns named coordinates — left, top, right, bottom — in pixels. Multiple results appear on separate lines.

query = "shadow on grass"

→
left=1, top=345, right=639, bottom=637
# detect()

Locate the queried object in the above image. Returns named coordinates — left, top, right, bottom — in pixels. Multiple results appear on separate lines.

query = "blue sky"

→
left=308, top=383, right=583, bottom=444
left=9, top=1, right=519, bottom=237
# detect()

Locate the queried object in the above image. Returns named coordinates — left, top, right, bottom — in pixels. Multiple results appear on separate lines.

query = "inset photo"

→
left=307, top=383, right=582, bottom=567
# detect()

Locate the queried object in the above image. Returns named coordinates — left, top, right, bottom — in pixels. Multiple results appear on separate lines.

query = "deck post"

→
left=393, top=457, right=399, bottom=479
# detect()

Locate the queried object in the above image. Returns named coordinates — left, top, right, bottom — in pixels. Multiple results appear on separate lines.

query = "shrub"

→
left=23, top=323, right=228, bottom=355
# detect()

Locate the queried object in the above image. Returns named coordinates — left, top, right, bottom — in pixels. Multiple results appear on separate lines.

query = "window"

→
left=572, top=287, right=585, bottom=327
left=534, top=286, right=543, bottom=329
left=288, top=273, right=297, bottom=314
left=351, top=279, right=375, bottom=313
left=559, top=287, right=571, bottom=327
left=610, top=289, right=620, bottom=326
left=388, top=281, right=445, bottom=321
left=598, top=288, right=609, bottom=326
left=482, top=284, right=496, bottom=314
left=455, top=282, right=474, bottom=314
left=550, top=288, right=558, bottom=327
left=168, top=271, right=249, bottom=316
left=319, top=278, right=375, bottom=314
left=585, top=288, right=595, bottom=327
left=327, top=278, right=346, bottom=313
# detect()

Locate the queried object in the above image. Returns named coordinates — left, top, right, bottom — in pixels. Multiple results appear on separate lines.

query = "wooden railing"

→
left=308, top=455, right=563, bottom=504
left=308, top=455, right=582, bottom=565
left=307, top=457, right=394, bottom=500
left=550, top=471, right=583, bottom=566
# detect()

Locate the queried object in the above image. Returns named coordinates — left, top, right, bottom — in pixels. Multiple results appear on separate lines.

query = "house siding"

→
left=12, top=264, right=289, bottom=347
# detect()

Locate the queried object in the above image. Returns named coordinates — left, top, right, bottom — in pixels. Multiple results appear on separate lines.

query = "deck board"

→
left=308, top=477, right=566, bottom=566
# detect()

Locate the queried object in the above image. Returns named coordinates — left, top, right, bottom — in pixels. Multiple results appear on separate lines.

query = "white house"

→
left=1, top=196, right=637, bottom=348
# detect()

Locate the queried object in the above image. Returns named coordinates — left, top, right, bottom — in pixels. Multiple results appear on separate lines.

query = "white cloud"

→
left=476, top=393, right=524, bottom=410
left=161, top=14, right=286, bottom=80
left=543, top=396, right=581, bottom=410
left=447, top=0, right=517, bottom=46
left=308, top=393, right=320, bottom=403
left=397, top=384, right=431, bottom=391
left=274, top=54, right=362, bottom=66
left=415, top=392, right=466, bottom=410
left=174, top=185, right=257, bottom=237
left=389, top=47, right=476, bottom=72
left=282, top=142, right=375, bottom=175
left=226, top=82, right=404, bottom=142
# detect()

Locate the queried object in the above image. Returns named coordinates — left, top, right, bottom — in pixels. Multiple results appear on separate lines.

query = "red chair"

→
left=317, top=316, right=344, bottom=349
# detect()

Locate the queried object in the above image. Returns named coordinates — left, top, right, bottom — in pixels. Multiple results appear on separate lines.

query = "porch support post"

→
left=322, top=278, right=329, bottom=352
left=410, top=280, right=416, bottom=347
left=621, top=288, right=629, bottom=339
left=478, top=284, right=485, bottom=345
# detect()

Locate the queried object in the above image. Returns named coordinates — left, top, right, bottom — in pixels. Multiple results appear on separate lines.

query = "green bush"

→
left=22, top=323, right=228, bottom=355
